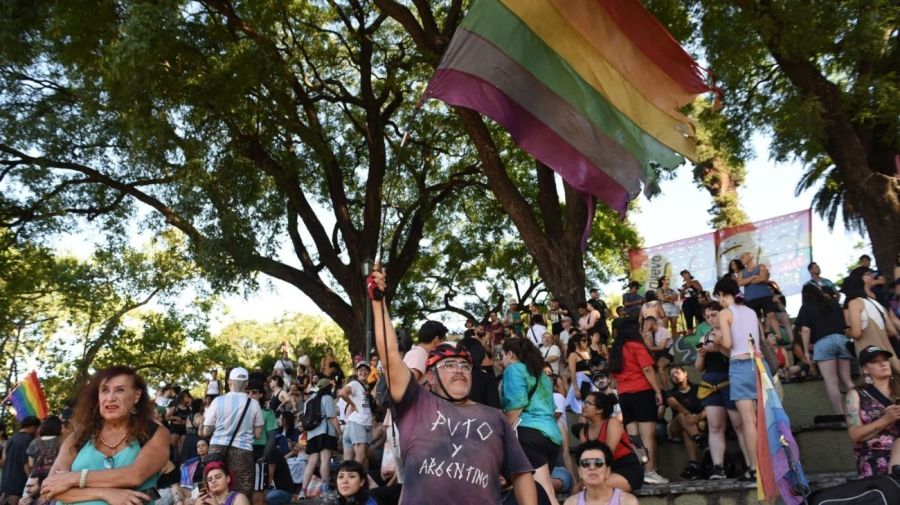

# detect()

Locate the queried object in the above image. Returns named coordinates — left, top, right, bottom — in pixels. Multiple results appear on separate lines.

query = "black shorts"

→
left=169, top=423, right=186, bottom=436
left=653, top=350, right=671, bottom=364
left=745, top=296, right=778, bottom=316
left=516, top=427, right=560, bottom=470
left=611, top=452, right=644, bottom=492
left=306, top=434, right=338, bottom=454
left=618, top=390, right=657, bottom=425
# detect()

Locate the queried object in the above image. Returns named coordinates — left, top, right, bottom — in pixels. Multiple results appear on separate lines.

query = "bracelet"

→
left=79, top=469, right=88, bottom=488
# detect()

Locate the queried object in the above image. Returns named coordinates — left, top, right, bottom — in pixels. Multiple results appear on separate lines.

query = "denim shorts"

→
left=551, top=466, right=574, bottom=494
left=700, top=372, right=735, bottom=410
left=342, top=421, right=372, bottom=448
left=728, top=358, right=771, bottom=401
left=812, top=333, right=853, bottom=362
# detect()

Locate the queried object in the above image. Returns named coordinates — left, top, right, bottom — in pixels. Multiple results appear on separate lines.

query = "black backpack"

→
left=301, top=389, right=330, bottom=431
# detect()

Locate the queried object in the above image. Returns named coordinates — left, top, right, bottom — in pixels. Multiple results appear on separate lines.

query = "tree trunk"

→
left=456, top=109, right=590, bottom=310
left=843, top=172, right=900, bottom=281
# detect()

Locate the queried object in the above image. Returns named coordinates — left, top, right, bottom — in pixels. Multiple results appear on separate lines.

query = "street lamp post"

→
left=361, top=259, right=374, bottom=360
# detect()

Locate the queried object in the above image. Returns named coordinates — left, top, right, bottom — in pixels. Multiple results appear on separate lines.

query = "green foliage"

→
left=686, top=0, right=899, bottom=230
left=0, top=0, right=485, bottom=354
left=215, top=313, right=351, bottom=373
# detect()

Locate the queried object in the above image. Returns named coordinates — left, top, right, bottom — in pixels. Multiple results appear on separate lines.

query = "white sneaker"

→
left=643, top=470, right=670, bottom=484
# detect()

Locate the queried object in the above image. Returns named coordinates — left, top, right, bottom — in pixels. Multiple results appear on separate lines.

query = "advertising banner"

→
left=627, top=232, right=717, bottom=293
left=714, top=210, right=812, bottom=296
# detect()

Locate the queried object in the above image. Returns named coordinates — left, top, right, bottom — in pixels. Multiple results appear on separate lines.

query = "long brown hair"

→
left=70, top=366, right=155, bottom=450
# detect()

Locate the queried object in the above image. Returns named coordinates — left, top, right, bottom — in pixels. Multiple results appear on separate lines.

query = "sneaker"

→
left=297, top=491, right=306, bottom=499
left=680, top=462, right=701, bottom=480
left=708, top=464, right=727, bottom=480
left=737, top=469, right=757, bottom=482
left=692, top=433, right=709, bottom=451
left=643, top=470, right=670, bottom=485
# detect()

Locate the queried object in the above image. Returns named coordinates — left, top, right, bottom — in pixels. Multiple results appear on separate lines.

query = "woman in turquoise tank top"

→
left=39, top=366, right=170, bottom=505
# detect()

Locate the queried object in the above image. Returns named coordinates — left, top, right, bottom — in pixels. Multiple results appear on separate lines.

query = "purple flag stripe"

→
left=434, top=29, right=646, bottom=197
left=427, top=68, right=630, bottom=214
left=762, top=367, right=809, bottom=505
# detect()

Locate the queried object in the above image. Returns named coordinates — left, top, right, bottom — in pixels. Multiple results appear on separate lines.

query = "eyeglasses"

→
left=103, top=456, right=115, bottom=469
left=582, top=400, right=596, bottom=408
left=579, top=458, right=606, bottom=469
left=435, top=361, right=473, bottom=373
left=248, top=390, right=261, bottom=395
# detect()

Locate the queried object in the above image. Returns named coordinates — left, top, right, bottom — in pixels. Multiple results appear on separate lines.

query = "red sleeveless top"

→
left=581, top=419, right=634, bottom=462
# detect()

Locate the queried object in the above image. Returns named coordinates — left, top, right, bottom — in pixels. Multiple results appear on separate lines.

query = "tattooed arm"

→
left=845, top=389, right=900, bottom=443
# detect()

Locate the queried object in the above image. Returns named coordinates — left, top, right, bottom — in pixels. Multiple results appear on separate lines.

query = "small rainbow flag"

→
left=425, top=0, right=713, bottom=216
left=4, top=371, right=50, bottom=421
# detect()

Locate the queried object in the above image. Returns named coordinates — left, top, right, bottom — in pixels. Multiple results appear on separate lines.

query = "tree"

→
left=0, top=0, right=480, bottom=355
left=376, top=0, right=648, bottom=314
left=686, top=0, right=899, bottom=276
left=215, top=313, right=351, bottom=373
left=0, top=231, right=63, bottom=394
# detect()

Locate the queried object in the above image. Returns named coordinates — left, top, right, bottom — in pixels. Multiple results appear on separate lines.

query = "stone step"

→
left=635, top=471, right=856, bottom=505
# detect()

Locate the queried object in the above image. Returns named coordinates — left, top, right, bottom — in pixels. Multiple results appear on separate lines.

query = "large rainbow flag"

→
left=752, top=339, right=809, bottom=504
left=5, top=371, right=50, bottom=421
left=424, top=0, right=712, bottom=215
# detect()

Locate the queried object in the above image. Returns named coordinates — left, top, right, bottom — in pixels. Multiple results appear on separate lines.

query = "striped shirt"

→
left=204, top=392, right=264, bottom=450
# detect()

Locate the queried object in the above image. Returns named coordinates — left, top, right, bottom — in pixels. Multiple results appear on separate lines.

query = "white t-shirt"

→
left=344, top=380, right=373, bottom=426
left=559, top=329, right=571, bottom=349
left=526, top=324, right=547, bottom=347
left=653, top=327, right=673, bottom=349
left=539, top=343, right=562, bottom=375
left=403, top=345, right=428, bottom=376
left=297, top=354, right=311, bottom=368
left=206, top=379, right=220, bottom=396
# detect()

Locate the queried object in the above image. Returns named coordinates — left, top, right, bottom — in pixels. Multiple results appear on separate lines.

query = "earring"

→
left=863, top=373, right=873, bottom=385
left=130, top=406, right=138, bottom=415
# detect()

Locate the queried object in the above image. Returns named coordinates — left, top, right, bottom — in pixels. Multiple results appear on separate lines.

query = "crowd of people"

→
left=1, top=252, right=899, bottom=505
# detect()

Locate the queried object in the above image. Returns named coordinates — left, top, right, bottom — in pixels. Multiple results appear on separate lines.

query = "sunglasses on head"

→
left=579, top=458, right=606, bottom=469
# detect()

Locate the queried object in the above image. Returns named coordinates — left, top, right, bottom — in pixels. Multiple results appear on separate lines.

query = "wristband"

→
left=79, top=469, right=88, bottom=488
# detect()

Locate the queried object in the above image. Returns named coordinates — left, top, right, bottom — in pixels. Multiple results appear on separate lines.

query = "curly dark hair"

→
left=585, top=392, right=618, bottom=419
left=70, top=366, right=156, bottom=450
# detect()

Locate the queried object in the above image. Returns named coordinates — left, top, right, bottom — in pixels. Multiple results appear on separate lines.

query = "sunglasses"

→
left=579, top=458, right=606, bottom=469
left=248, top=390, right=261, bottom=395
left=103, top=456, right=115, bottom=469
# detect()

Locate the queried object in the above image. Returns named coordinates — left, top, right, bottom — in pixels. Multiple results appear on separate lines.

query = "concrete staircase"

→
left=638, top=377, right=858, bottom=504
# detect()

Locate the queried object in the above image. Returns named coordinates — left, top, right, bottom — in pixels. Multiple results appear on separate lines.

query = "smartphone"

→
left=198, top=482, right=207, bottom=494
left=143, top=488, right=161, bottom=502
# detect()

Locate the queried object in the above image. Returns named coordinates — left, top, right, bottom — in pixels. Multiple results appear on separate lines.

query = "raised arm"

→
left=369, top=266, right=411, bottom=403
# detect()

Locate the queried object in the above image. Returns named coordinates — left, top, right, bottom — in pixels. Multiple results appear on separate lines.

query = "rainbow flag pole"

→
left=4, top=370, right=50, bottom=421
left=750, top=335, right=809, bottom=504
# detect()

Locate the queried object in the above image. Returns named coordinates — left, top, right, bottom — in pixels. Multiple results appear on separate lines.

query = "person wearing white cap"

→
left=200, top=367, right=264, bottom=497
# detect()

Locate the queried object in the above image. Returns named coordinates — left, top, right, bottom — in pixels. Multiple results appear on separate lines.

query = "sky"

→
left=215, top=134, right=866, bottom=329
